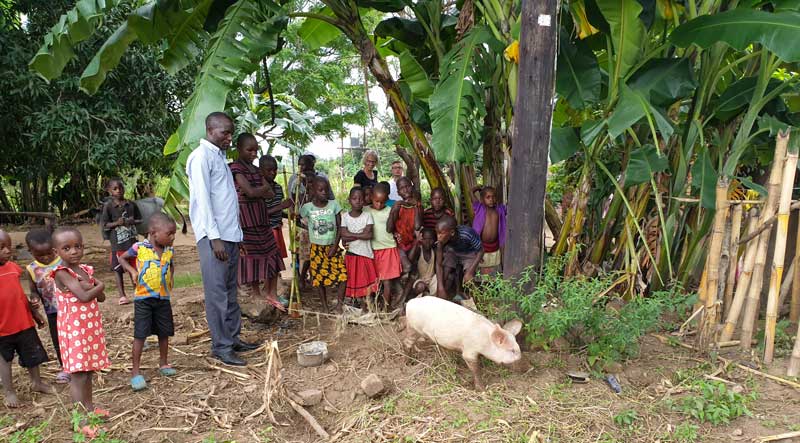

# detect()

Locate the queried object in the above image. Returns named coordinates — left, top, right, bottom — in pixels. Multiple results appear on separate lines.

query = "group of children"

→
left=295, top=170, right=508, bottom=314
left=1, top=179, right=178, bottom=436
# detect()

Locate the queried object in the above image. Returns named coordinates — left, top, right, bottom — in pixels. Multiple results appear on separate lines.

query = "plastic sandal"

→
left=93, top=407, right=110, bottom=418
left=55, top=371, right=71, bottom=384
left=267, top=298, right=287, bottom=312
left=130, top=375, right=147, bottom=391
left=158, top=366, right=177, bottom=376
left=118, top=297, right=131, bottom=305
left=81, top=425, right=100, bottom=439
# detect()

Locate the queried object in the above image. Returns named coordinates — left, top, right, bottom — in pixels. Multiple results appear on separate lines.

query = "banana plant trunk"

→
left=326, top=3, right=453, bottom=208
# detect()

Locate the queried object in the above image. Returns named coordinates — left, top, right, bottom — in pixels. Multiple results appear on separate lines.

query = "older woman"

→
left=229, top=133, right=285, bottom=311
left=353, top=150, right=380, bottom=188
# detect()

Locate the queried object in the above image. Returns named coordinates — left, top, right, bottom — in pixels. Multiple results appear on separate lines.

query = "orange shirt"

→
left=0, top=261, right=35, bottom=336
left=396, top=204, right=418, bottom=251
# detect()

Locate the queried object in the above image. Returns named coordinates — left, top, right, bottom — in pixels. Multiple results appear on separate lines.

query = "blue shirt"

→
left=186, top=139, right=243, bottom=243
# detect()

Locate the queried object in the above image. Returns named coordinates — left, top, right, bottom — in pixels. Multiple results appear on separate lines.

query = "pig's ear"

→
left=502, top=319, right=523, bottom=336
left=491, top=328, right=508, bottom=346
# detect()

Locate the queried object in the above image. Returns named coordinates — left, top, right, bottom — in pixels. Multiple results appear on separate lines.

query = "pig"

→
left=402, top=296, right=523, bottom=390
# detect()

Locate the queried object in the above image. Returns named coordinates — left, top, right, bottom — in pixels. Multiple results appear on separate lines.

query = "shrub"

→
left=472, top=256, right=691, bottom=366
left=671, top=380, right=756, bottom=425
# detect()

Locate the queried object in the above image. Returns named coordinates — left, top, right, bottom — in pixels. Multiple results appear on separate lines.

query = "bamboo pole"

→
left=719, top=208, right=759, bottom=342
left=792, top=207, right=800, bottom=323
left=724, top=205, right=743, bottom=316
left=741, top=133, right=790, bottom=350
left=738, top=200, right=800, bottom=245
left=764, top=144, right=798, bottom=363
left=697, top=178, right=730, bottom=350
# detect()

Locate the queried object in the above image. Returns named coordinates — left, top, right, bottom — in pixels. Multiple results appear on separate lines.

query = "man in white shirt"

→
left=186, top=112, right=258, bottom=366
left=388, top=160, right=404, bottom=201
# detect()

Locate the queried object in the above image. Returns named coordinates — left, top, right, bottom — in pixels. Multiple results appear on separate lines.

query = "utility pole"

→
left=502, top=0, right=559, bottom=277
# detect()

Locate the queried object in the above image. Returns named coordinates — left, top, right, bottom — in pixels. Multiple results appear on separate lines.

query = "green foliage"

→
left=670, top=9, right=800, bottom=62
left=672, top=380, right=756, bottom=425
left=9, top=421, right=48, bottom=443
left=757, top=319, right=795, bottom=358
left=70, top=409, right=126, bottom=442
left=556, top=35, right=601, bottom=110
left=612, top=409, right=638, bottom=428
left=596, top=0, right=645, bottom=81
left=665, top=423, right=699, bottom=443
left=429, top=26, right=493, bottom=163
left=29, top=0, right=122, bottom=80
left=472, top=257, right=689, bottom=365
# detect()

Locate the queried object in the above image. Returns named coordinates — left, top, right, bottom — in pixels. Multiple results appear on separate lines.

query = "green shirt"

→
left=366, top=206, right=396, bottom=250
left=300, top=200, right=341, bottom=246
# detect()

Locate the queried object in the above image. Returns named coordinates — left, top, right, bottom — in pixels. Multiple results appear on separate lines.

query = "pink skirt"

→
left=345, top=254, right=378, bottom=297
left=373, top=248, right=402, bottom=281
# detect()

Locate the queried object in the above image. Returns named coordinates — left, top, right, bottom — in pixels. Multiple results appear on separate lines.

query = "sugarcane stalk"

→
left=719, top=208, right=759, bottom=342
left=697, top=177, right=730, bottom=350
left=764, top=143, right=798, bottom=363
left=792, top=207, right=800, bottom=323
left=284, top=162, right=303, bottom=317
left=724, top=204, right=744, bottom=316
left=741, top=132, right=789, bottom=349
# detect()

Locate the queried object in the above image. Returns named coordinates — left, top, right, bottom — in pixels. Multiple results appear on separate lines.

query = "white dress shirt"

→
left=186, top=139, right=243, bottom=243
left=388, top=178, right=401, bottom=201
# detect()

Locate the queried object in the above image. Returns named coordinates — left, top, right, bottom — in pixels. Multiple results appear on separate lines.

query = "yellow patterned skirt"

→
left=309, top=243, right=348, bottom=287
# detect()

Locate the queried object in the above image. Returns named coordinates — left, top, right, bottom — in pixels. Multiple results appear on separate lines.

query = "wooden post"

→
left=791, top=207, right=800, bottom=323
left=764, top=138, right=797, bottom=363
left=503, top=0, right=559, bottom=276
left=697, top=177, right=729, bottom=350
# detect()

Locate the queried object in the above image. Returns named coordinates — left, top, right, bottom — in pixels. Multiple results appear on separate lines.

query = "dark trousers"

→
left=47, top=312, right=62, bottom=366
left=197, top=237, right=241, bottom=354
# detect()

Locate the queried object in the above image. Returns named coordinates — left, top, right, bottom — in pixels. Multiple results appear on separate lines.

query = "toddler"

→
left=101, top=178, right=141, bottom=304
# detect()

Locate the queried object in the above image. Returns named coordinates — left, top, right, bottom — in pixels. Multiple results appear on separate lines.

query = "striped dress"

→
left=229, top=161, right=283, bottom=285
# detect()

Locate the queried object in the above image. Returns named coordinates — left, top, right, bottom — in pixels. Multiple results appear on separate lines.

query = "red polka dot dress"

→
left=51, top=265, right=110, bottom=373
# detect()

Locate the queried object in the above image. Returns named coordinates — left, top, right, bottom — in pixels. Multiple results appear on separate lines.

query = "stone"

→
left=731, top=429, right=743, bottom=436
left=603, top=361, right=624, bottom=374
left=360, top=374, right=384, bottom=398
left=296, top=389, right=323, bottom=406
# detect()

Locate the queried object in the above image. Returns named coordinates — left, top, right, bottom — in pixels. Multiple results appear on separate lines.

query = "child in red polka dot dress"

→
left=50, top=227, right=110, bottom=421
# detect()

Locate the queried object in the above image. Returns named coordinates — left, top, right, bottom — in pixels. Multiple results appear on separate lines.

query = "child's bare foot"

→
left=3, top=390, right=20, bottom=407
left=31, top=380, right=55, bottom=394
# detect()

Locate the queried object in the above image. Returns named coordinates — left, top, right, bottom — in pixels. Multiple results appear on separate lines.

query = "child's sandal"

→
left=158, top=366, right=177, bottom=376
left=130, top=375, right=147, bottom=391
left=55, top=371, right=70, bottom=384
left=93, top=407, right=110, bottom=418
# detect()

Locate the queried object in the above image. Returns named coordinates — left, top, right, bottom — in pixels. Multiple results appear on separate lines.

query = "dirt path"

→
left=2, top=224, right=800, bottom=442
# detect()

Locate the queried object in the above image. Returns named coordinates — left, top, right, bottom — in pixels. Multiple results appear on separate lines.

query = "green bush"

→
left=672, top=380, right=756, bottom=425
left=472, top=256, right=691, bottom=366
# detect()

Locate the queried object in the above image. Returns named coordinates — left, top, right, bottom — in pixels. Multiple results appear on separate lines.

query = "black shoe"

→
left=233, top=340, right=260, bottom=352
left=211, top=350, right=246, bottom=366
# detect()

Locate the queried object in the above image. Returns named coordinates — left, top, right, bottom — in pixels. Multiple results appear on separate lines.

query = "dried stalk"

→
left=741, top=132, right=789, bottom=349
left=697, top=178, right=729, bottom=350
left=720, top=208, right=758, bottom=341
left=724, top=204, right=743, bottom=316
left=764, top=145, right=798, bottom=363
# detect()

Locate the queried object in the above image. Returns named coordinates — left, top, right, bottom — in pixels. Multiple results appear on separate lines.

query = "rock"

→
left=243, top=384, right=258, bottom=393
left=731, top=429, right=743, bottom=436
left=241, top=302, right=263, bottom=320
left=731, top=384, right=744, bottom=394
left=296, top=389, right=323, bottom=406
left=360, top=374, right=384, bottom=398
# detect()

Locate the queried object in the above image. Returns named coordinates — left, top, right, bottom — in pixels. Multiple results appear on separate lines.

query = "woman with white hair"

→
left=353, top=150, right=380, bottom=188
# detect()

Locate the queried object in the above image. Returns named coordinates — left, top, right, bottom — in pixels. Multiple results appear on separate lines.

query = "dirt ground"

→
left=3, top=223, right=800, bottom=442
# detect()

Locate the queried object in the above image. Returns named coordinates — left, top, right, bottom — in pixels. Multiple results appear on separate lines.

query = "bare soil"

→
left=2, top=224, right=800, bottom=442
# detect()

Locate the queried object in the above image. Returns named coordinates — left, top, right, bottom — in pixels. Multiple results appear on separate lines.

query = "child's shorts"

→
left=134, top=298, right=175, bottom=339
left=110, top=250, right=136, bottom=274
left=479, top=250, right=501, bottom=269
left=0, top=327, right=49, bottom=368
left=443, top=247, right=481, bottom=272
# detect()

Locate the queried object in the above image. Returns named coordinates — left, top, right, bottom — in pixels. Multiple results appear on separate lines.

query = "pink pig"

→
left=402, top=296, right=523, bottom=390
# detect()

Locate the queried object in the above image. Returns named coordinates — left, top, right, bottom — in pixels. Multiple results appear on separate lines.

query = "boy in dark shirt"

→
left=101, top=178, right=142, bottom=305
left=434, top=216, right=483, bottom=301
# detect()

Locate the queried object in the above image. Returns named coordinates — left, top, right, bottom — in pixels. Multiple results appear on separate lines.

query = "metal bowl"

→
left=297, top=341, right=329, bottom=367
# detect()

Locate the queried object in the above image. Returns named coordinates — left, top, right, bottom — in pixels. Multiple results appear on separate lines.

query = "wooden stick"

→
left=652, top=334, right=800, bottom=391
left=792, top=207, right=800, bottom=323
left=205, top=362, right=250, bottom=379
left=697, top=178, right=729, bottom=350
left=718, top=209, right=733, bottom=315
left=741, top=133, right=789, bottom=350
left=720, top=208, right=759, bottom=341
left=777, top=260, right=795, bottom=310
left=764, top=141, right=798, bottom=363
left=757, top=430, right=800, bottom=442
left=287, top=397, right=330, bottom=440
left=724, top=204, right=743, bottom=316
left=738, top=200, right=800, bottom=246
